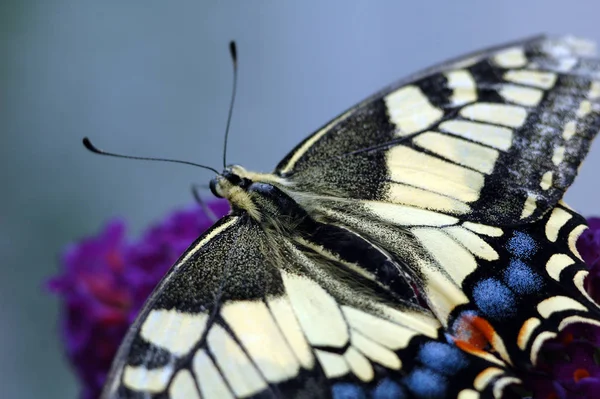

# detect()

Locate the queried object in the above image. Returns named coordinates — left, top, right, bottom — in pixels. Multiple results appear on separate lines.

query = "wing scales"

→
left=278, top=36, right=600, bottom=225
left=102, top=35, right=600, bottom=399
left=103, top=214, right=520, bottom=399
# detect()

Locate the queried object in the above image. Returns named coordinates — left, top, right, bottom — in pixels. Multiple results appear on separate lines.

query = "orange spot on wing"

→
left=454, top=339, right=489, bottom=357
left=451, top=313, right=497, bottom=351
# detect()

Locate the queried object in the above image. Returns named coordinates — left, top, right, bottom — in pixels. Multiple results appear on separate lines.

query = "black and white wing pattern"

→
left=277, top=36, right=599, bottom=225
left=102, top=215, right=520, bottom=399
left=272, top=35, right=600, bottom=369
left=99, top=35, right=600, bottom=399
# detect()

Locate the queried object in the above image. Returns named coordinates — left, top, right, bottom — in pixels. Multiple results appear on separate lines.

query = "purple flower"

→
left=526, top=221, right=600, bottom=399
left=578, top=217, right=600, bottom=304
left=48, top=200, right=229, bottom=399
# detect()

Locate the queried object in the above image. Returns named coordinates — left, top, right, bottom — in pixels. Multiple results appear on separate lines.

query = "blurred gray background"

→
left=2, top=1, right=600, bottom=397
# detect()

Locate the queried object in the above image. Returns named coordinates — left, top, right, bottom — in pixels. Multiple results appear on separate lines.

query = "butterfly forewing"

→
left=277, top=35, right=599, bottom=225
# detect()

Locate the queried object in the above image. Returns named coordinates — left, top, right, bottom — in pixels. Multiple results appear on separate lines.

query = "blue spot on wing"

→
left=507, top=231, right=537, bottom=259
left=372, top=379, right=406, bottom=399
left=404, top=368, right=447, bottom=399
left=332, top=383, right=366, bottom=399
left=504, top=259, right=543, bottom=295
left=472, top=278, right=516, bottom=319
left=416, top=342, right=468, bottom=375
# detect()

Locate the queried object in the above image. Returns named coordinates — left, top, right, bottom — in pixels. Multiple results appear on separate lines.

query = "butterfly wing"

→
left=271, top=36, right=600, bottom=367
left=102, top=215, right=520, bottom=399
left=276, top=35, right=599, bottom=225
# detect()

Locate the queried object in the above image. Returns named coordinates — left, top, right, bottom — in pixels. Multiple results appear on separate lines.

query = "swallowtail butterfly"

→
left=97, top=35, right=600, bottom=398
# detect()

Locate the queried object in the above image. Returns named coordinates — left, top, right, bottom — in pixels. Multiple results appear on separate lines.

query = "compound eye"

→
left=227, top=173, right=242, bottom=185
left=209, top=179, right=222, bottom=198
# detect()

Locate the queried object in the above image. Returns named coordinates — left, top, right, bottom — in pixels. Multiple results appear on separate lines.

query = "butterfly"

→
left=98, top=35, right=600, bottom=399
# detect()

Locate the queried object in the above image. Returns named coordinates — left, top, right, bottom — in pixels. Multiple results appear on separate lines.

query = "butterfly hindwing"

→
left=102, top=213, right=521, bottom=399
left=441, top=201, right=600, bottom=369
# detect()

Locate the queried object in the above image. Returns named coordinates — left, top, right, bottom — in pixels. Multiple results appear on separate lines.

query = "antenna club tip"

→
left=82, top=137, right=95, bottom=151
left=82, top=137, right=104, bottom=155
left=229, top=41, right=237, bottom=62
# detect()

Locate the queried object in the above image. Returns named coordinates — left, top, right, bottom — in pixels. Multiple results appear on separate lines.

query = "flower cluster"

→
left=577, top=218, right=600, bottom=305
left=47, top=201, right=229, bottom=399
left=49, top=206, right=600, bottom=399
left=522, top=218, right=600, bottom=399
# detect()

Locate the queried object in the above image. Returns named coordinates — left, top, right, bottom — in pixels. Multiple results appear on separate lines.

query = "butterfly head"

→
left=209, top=165, right=262, bottom=219
left=209, top=165, right=300, bottom=226
left=209, top=165, right=253, bottom=198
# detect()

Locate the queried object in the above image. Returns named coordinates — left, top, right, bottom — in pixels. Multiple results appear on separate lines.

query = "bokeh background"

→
left=2, top=1, right=600, bottom=397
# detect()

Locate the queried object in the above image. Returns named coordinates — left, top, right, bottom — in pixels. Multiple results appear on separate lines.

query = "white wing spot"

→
left=493, top=47, right=528, bottom=68
left=364, top=200, right=458, bottom=227
left=517, top=317, right=541, bottom=350
left=314, top=350, right=350, bottom=378
left=170, top=370, right=200, bottom=399
left=574, top=270, right=599, bottom=308
left=193, top=349, right=235, bottom=399
left=552, top=146, right=566, bottom=166
left=590, top=81, right=600, bottom=99
left=473, top=367, right=505, bottom=391
left=440, top=120, right=513, bottom=151
left=458, top=389, right=480, bottom=399
left=537, top=296, right=587, bottom=319
left=546, top=253, right=575, bottom=281
left=460, top=103, right=527, bottom=128
left=493, top=377, right=522, bottom=399
left=504, top=70, right=557, bottom=89
left=385, top=86, right=444, bottom=135
left=540, top=171, right=553, bottom=191
left=207, top=324, right=267, bottom=397
left=520, top=194, right=537, bottom=219
left=281, top=271, right=349, bottom=347
left=122, top=365, right=173, bottom=393
left=387, top=145, right=484, bottom=202
left=221, top=300, right=300, bottom=383
left=577, top=100, right=593, bottom=118
left=462, top=222, right=503, bottom=237
left=413, top=132, right=499, bottom=174
left=412, top=227, right=478, bottom=284
left=545, top=207, right=572, bottom=242
left=530, top=331, right=557, bottom=365
left=568, top=225, right=588, bottom=261
left=387, top=183, right=471, bottom=214
left=141, top=310, right=208, bottom=356
left=445, top=69, right=477, bottom=106
left=562, top=121, right=577, bottom=140
left=499, top=84, right=544, bottom=106
left=350, top=331, right=401, bottom=370
left=267, top=296, right=314, bottom=369
left=342, top=306, right=418, bottom=350
left=344, top=347, right=374, bottom=382
left=559, top=315, right=600, bottom=332
left=443, top=226, right=499, bottom=261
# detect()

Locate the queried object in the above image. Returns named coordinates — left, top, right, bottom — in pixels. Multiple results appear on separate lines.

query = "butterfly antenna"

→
left=191, top=184, right=219, bottom=222
left=83, top=137, right=220, bottom=174
left=222, top=41, right=238, bottom=168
